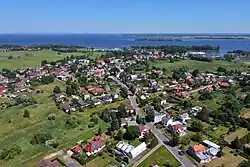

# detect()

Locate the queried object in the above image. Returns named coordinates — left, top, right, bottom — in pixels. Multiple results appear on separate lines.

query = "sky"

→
left=0, top=0, right=250, bottom=33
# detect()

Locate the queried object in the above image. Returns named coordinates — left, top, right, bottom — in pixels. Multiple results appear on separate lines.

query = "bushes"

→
left=30, top=131, right=52, bottom=145
left=65, top=116, right=81, bottom=128
left=0, top=144, right=22, bottom=160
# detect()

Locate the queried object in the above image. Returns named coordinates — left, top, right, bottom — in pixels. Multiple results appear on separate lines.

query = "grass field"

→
left=86, top=153, right=118, bottom=167
left=225, top=128, right=249, bottom=142
left=0, top=50, right=104, bottom=69
left=0, top=81, right=128, bottom=167
left=138, top=146, right=181, bottom=167
left=151, top=59, right=248, bottom=73
left=204, top=147, right=246, bottom=167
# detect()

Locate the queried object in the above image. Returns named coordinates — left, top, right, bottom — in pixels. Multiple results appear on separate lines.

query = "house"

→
left=168, top=120, right=186, bottom=136
left=76, top=101, right=90, bottom=109
left=139, top=124, right=149, bottom=138
left=116, top=141, right=147, bottom=159
left=178, top=113, right=191, bottom=125
left=111, top=92, right=119, bottom=99
left=71, top=145, right=82, bottom=153
left=176, top=92, right=189, bottom=99
left=188, top=140, right=220, bottom=164
left=160, top=99, right=167, bottom=105
left=54, top=93, right=67, bottom=103
left=153, top=111, right=165, bottom=124
left=92, top=99, right=102, bottom=106
left=62, top=105, right=76, bottom=113
left=101, top=96, right=113, bottom=103
left=38, top=159, right=61, bottom=167
left=129, top=142, right=147, bottom=158
left=125, top=105, right=135, bottom=113
left=0, top=87, right=6, bottom=97
left=92, top=87, right=104, bottom=95
left=161, top=113, right=171, bottom=125
left=84, top=136, right=105, bottom=156
left=149, top=79, right=157, bottom=87
left=219, top=82, right=230, bottom=88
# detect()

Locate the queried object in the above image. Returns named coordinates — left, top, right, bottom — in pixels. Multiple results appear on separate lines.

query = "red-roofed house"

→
left=71, top=145, right=82, bottom=153
left=97, top=60, right=105, bottom=66
left=84, top=136, right=105, bottom=156
left=0, top=87, right=6, bottom=97
left=176, top=92, right=189, bottom=99
left=219, top=82, right=230, bottom=87
left=92, top=88, right=104, bottom=95
left=139, top=124, right=149, bottom=138
left=206, top=86, right=213, bottom=93
left=125, top=105, right=135, bottom=113
left=169, top=121, right=186, bottom=136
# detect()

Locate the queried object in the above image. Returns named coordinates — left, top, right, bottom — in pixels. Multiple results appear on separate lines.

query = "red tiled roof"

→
left=172, top=124, right=182, bottom=132
left=84, top=140, right=105, bottom=153
left=0, top=87, right=5, bottom=94
left=219, top=82, right=230, bottom=87
left=139, top=125, right=148, bottom=133
left=94, top=88, right=103, bottom=93
left=126, top=105, right=134, bottom=110
left=71, top=145, right=82, bottom=153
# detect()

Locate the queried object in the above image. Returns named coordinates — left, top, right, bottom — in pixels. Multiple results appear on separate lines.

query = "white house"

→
left=129, top=142, right=147, bottom=159
left=116, top=141, right=147, bottom=159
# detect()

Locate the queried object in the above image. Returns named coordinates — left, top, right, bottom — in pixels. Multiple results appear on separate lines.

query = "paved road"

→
left=189, top=84, right=214, bottom=94
left=131, top=143, right=161, bottom=167
left=110, top=76, right=195, bottom=167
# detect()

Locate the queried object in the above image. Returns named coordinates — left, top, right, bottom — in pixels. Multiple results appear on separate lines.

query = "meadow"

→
left=0, top=80, right=128, bottom=167
left=0, top=50, right=104, bottom=69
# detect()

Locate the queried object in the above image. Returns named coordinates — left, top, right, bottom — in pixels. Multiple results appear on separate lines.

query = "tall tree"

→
left=23, top=109, right=30, bottom=118
left=197, top=107, right=210, bottom=122
left=53, top=86, right=61, bottom=93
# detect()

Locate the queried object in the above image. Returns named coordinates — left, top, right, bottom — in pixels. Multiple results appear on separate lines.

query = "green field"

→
left=0, top=50, right=104, bottom=69
left=151, top=59, right=248, bottom=72
left=138, top=146, right=181, bottom=167
left=0, top=81, right=128, bottom=167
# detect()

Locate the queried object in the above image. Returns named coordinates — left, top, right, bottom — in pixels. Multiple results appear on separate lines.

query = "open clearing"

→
left=138, top=146, right=181, bottom=167
left=204, top=147, right=246, bottom=167
left=225, top=128, right=249, bottom=142
left=0, top=50, right=103, bottom=69
left=151, top=59, right=248, bottom=72
left=0, top=81, right=128, bottom=167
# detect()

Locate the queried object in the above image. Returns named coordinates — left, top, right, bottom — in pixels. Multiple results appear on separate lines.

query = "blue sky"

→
left=1, top=0, right=249, bottom=33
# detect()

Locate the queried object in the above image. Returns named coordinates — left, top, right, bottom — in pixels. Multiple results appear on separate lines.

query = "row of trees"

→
left=131, top=45, right=219, bottom=53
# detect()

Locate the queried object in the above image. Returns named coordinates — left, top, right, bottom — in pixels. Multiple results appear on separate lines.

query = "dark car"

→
left=178, top=150, right=184, bottom=156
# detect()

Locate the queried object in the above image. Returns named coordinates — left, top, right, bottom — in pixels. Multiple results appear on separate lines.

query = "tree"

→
left=65, top=116, right=81, bottom=128
left=66, top=86, right=74, bottom=96
left=30, top=131, right=52, bottom=145
left=197, top=107, right=209, bottom=122
left=192, top=69, right=200, bottom=77
left=231, top=137, right=242, bottom=149
left=146, top=110, right=155, bottom=122
left=8, top=55, right=13, bottom=59
left=244, top=94, right=250, bottom=107
left=199, top=90, right=213, bottom=100
left=111, top=119, right=120, bottom=131
left=71, top=98, right=78, bottom=104
left=123, top=126, right=140, bottom=140
left=190, top=120, right=203, bottom=132
left=76, top=152, right=87, bottom=165
left=100, top=110, right=111, bottom=123
left=53, top=86, right=61, bottom=93
left=115, top=129, right=124, bottom=140
left=118, top=103, right=127, bottom=118
left=171, top=133, right=179, bottom=146
left=120, top=87, right=128, bottom=98
left=238, top=159, right=250, bottom=167
left=92, top=115, right=99, bottom=124
left=23, top=109, right=30, bottom=118
left=130, top=84, right=137, bottom=95
left=98, top=127, right=102, bottom=135
left=191, top=134, right=203, bottom=143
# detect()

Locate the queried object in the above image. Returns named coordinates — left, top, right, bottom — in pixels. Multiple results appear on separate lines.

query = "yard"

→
left=138, top=146, right=181, bottom=167
left=151, top=59, right=248, bottom=73
left=0, top=81, right=128, bottom=167
left=86, top=152, right=118, bottom=167
left=203, top=147, right=246, bottom=167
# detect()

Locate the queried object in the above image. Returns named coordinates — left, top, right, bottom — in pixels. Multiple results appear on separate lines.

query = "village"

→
left=1, top=47, right=250, bottom=167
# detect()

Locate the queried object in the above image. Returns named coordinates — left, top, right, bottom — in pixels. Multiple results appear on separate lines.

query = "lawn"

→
left=138, top=146, right=181, bottom=167
left=151, top=59, right=248, bottom=73
left=225, top=128, right=249, bottom=142
left=86, top=152, right=118, bottom=167
left=0, top=81, right=128, bottom=167
left=204, top=147, right=246, bottom=167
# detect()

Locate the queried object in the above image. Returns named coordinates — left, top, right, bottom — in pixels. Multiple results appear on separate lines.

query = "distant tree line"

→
left=131, top=45, right=220, bottom=53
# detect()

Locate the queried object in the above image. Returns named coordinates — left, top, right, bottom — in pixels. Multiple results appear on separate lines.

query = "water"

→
left=0, top=34, right=250, bottom=54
